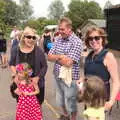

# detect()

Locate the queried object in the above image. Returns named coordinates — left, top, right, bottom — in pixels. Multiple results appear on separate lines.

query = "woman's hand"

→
left=104, top=100, right=114, bottom=110
left=32, top=76, right=39, bottom=84
left=14, top=88, right=23, bottom=95
left=76, top=77, right=85, bottom=86
left=13, top=75, right=19, bottom=84
left=76, top=80, right=82, bottom=85
left=11, top=73, right=16, bottom=79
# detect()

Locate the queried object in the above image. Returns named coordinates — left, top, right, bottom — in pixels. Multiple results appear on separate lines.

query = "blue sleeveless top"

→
left=84, top=49, right=110, bottom=82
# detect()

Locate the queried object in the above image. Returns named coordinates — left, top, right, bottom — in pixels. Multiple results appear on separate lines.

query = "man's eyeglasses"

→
left=87, top=36, right=102, bottom=42
left=24, top=35, right=36, bottom=40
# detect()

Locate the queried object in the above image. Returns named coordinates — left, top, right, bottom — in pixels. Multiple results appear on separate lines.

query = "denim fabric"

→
left=55, top=77, right=78, bottom=114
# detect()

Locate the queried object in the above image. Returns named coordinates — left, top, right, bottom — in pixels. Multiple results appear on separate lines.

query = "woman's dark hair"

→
left=82, top=76, right=106, bottom=108
left=85, top=26, right=107, bottom=48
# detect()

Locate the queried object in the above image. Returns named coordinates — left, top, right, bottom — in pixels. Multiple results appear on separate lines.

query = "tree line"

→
left=0, top=0, right=104, bottom=37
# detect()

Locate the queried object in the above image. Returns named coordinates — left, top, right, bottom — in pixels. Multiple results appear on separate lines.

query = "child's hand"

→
left=23, top=92, right=33, bottom=96
left=104, top=100, right=114, bottom=110
left=23, top=92, right=30, bottom=96
left=76, top=80, right=81, bottom=85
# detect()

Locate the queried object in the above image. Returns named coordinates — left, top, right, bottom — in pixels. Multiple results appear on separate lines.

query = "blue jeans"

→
left=55, top=77, right=78, bottom=114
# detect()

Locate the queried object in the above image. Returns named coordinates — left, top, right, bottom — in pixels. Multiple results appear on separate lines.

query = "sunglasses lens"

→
left=87, top=36, right=101, bottom=41
left=32, top=36, right=36, bottom=40
left=25, top=35, right=36, bottom=40
left=25, top=36, right=31, bottom=39
left=94, top=36, right=101, bottom=41
left=87, top=37, right=93, bottom=41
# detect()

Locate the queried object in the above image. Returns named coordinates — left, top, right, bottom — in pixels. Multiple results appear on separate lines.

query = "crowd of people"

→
left=0, top=16, right=119, bottom=120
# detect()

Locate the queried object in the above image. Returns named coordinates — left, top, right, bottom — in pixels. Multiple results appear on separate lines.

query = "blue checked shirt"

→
left=49, top=33, right=83, bottom=81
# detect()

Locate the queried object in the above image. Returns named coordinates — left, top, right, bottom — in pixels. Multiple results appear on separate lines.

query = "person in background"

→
left=83, top=26, right=119, bottom=110
left=0, top=32, right=7, bottom=68
left=9, top=26, right=47, bottom=105
left=77, top=76, right=106, bottom=120
left=11, top=30, right=23, bottom=49
left=36, top=34, right=41, bottom=46
left=53, top=30, right=61, bottom=42
left=48, top=17, right=83, bottom=120
left=76, top=28, right=82, bottom=39
left=41, top=28, right=52, bottom=54
left=10, top=26, right=20, bottom=47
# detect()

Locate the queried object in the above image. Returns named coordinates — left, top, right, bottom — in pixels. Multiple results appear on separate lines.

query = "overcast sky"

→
left=14, top=0, right=120, bottom=18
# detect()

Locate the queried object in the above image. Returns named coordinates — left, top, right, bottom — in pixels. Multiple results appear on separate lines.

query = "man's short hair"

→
left=59, top=17, right=72, bottom=28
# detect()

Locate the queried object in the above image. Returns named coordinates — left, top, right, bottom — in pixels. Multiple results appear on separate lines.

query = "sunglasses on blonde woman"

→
left=87, top=36, right=102, bottom=42
left=24, top=35, right=36, bottom=40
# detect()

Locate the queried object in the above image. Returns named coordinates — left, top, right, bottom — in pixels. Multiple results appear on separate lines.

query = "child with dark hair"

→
left=77, top=76, right=106, bottom=120
left=14, top=63, right=43, bottom=120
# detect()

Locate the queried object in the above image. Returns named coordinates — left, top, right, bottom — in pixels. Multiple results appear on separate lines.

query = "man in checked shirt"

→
left=48, top=17, right=83, bottom=120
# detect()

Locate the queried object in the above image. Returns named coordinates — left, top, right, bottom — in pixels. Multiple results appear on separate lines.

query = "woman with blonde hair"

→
left=9, top=26, right=47, bottom=104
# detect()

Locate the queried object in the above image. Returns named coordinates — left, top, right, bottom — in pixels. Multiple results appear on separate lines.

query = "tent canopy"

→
left=44, top=25, right=58, bottom=30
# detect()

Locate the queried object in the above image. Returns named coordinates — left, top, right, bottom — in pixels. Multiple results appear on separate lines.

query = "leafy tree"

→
left=25, top=17, right=57, bottom=35
left=0, top=0, right=6, bottom=20
left=48, top=0, right=65, bottom=21
left=3, top=0, right=22, bottom=26
left=19, top=0, right=33, bottom=21
left=66, top=0, right=103, bottom=30
left=37, top=17, right=57, bottom=34
left=0, top=0, right=14, bottom=35
left=0, top=0, right=58, bottom=36
left=0, top=0, right=33, bottom=37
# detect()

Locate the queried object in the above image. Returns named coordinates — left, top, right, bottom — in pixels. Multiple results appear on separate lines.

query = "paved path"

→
left=0, top=47, right=120, bottom=120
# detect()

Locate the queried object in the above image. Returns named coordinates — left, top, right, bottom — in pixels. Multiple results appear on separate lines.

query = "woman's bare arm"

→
left=104, top=52, right=120, bottom=109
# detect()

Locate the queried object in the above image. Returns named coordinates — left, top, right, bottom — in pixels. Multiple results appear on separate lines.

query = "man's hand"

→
left=58, top=56, right=73, bottom=67
left=55, top=54, right=66, bottom=62
left=59, top=54, right=66, bottom=59
left=48, top=54, right=66, bottom=62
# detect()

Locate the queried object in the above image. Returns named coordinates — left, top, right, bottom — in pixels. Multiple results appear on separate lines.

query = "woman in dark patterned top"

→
left=9, top=26, right=47, bottom=104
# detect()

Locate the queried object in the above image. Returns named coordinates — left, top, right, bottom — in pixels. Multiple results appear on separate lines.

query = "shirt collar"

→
left=61, top=32, right=74, bottom=42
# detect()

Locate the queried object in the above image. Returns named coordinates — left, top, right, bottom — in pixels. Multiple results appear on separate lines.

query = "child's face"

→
left=18, top=71, right=25, bottom=80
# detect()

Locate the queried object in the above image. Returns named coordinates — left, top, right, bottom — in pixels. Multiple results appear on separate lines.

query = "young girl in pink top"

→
left=14, top=63, right=43, bottom=120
